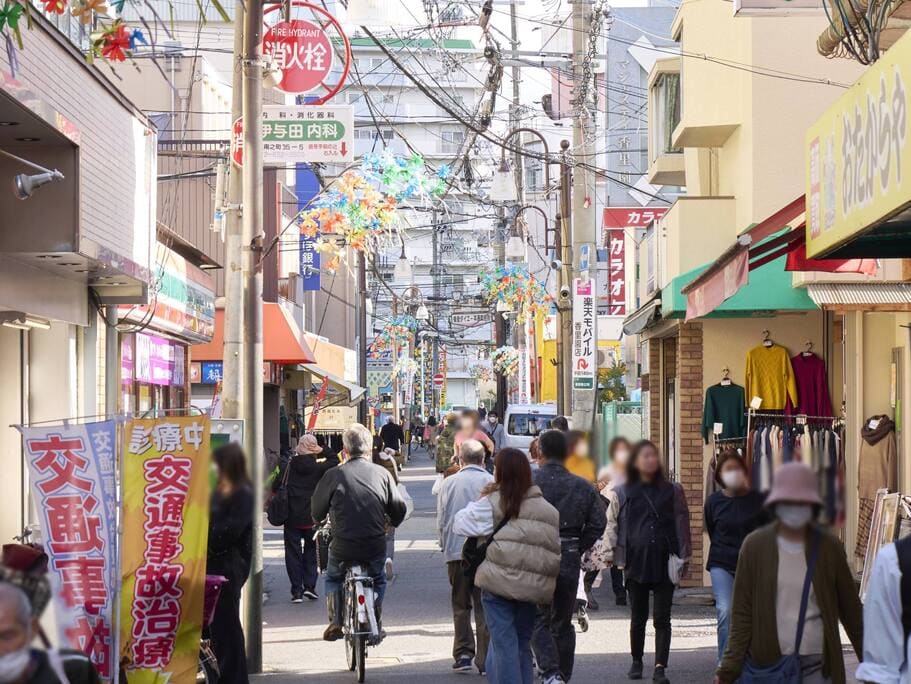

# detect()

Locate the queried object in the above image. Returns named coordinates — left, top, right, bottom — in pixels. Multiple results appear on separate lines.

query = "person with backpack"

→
left=855, top=537, right=911, bottom=682
left=714, top=462, right=862, bottom=684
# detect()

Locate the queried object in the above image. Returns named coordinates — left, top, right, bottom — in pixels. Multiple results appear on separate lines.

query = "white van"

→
left=502, top=403, right=558, bottom=454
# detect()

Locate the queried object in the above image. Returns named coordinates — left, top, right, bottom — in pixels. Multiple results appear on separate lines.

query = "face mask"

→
left=614, top=450, right=629, bottom=466
left=721, top=470, right=744, bottom=490
left=776, top=503, right=814, bottom=530
left=0, top=646, right=30, bottom=683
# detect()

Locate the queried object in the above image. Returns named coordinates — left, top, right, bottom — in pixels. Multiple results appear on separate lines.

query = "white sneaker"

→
left=385, top=557, right=394, bottom=579
left=543, top=676, right=566, bottom=684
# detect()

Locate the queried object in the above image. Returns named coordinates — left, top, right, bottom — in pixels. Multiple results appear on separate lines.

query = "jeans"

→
left=710, top=567, right=735, bottom=661
left=627, top=576, right=674, bottom=666
left=324, top=552, right=388, bottom=617
left=481, top=591, right=536, bottom=684
left=283, top=525, right=318, bottom=594
left=532, top=570, right=578, bottom=680
left=447, top=561, right=489, bottom=668
left=386, top=528, right=396, bottom=561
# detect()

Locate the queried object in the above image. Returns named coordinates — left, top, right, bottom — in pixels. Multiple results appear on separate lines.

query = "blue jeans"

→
left=482, top=591, right=536, bottom=684
left=710, top=567, right=735, bottom=661
left=324, top=552, right=388, bottom=613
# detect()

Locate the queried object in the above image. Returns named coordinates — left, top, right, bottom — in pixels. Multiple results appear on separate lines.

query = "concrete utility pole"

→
left=570, top=0, right=598, bottom=431
left=221, top=0, right=246, bottom=420
left=431, top=214, right=441, bottom=418
left=241, top=0, right=264, bottom=670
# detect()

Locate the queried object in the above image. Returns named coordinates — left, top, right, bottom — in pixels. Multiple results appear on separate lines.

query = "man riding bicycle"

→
left=311, top=423, right=407, bottom=642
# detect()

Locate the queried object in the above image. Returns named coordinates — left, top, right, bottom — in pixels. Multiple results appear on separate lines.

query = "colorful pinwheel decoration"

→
left=491, top=346, right=520, bottom=377
left=469, top=364, right=493, bottom=383
left=369, top=315, right=419, bottom=358
left=480, top=265, right=553, bottom=323
left=0, top=1, right=24, bottom=48
left=360, top=151, right=450, bottom=201
left=71, top=0, right=108, bottom=24
left=41, top=0, right=65, bottom=14
left=393, top=355, right=419, bottom=382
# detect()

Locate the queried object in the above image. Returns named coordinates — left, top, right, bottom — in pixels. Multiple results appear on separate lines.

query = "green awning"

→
left=661, top=253, right=818, bottom=319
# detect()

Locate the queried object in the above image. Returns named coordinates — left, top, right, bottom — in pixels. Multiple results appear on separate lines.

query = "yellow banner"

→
left=120, top=417, right=211, bottom=684
left=805, top=29, right=911, bottom=257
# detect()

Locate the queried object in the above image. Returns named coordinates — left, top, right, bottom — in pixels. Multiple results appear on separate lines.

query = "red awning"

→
left=191, top=303, right=316, bottom=364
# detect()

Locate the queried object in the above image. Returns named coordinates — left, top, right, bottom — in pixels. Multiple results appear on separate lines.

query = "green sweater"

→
left=717, top=523, right=862, bottom=684
left=702, top=383, right=746, bottom=443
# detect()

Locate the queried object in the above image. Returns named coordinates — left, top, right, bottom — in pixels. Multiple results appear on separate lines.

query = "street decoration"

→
left=491, top=346, right=520, bottom=377
left=19, top=420, right=119, bottom=681
left=262, top=2, right=350, bottom=102
left=0, top=1, right=24, bottom=47
left=369, top=314, right=418, bottom=358
left=121, top=416, right=211, bottom=684
left=393, top=354, right=418, bottom=381
left=480, top=264, right=553, bottom=323
left=469, top=364, right=493, bottom=383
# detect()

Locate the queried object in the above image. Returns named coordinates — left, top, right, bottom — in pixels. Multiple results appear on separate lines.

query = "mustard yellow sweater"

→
left=744, top=344, right=798, bottom=410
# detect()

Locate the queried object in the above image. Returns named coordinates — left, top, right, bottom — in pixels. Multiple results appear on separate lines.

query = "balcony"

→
left=648, top=59, right=686, bottom=187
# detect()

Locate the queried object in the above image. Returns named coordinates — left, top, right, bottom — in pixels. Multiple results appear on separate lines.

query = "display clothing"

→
left=702, top=383, right=747, bottom=443
left=789, top=353, right=833, bottom=417
left=745, top=344, right=799, bottom=410
left=855, top=415, right=897, bottom=558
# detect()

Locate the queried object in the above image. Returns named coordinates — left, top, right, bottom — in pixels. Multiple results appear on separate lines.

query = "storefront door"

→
left=665, top=378, right=677, bottom=480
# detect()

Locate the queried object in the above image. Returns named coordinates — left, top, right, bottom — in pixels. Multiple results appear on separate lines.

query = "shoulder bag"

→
left=641, top=488, right=687, bottom=585
left=739, top=529, right=821, bottom=684
left=461, top=512, right=510, bottom=582
left=266, top=459, right=292, bottom=526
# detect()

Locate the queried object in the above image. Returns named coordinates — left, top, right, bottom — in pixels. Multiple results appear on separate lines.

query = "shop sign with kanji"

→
left=20, top=421, right=119, bottom=681
left=571, top=278, right=597, bottom=391
left=263, top=105, right=353, bottom=164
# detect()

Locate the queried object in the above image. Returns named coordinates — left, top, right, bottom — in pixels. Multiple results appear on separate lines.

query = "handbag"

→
left=641, top=489, right=687, bottom=585
left=739, top=530, right=821, bottom=684
left=266, top=458, right=292, bottom=526
left=461, top=514, right=510, bottom=582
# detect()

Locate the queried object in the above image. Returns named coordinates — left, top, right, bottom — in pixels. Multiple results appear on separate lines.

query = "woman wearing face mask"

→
left=704, top=451, right=767, bottom=662
left=714, top=462, right=862, bottom=684
left=597, top=437, right=632, bottom=607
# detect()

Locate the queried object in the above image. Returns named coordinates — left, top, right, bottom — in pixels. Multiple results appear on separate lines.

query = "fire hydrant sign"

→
left=263, top=19, right=333, bottom=94
left=571, top=278, right=596, bottom=390
left=263, top=105, right=353, bottom=163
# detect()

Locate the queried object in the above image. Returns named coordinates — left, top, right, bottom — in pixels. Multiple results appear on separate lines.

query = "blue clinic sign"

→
left=296, top=163, right=322, bottom=292
left=200, top=361, right=224, bottom=384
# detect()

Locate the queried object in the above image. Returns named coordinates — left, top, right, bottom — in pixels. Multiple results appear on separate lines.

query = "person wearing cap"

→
left=273, top=434, right=339, bottom=603
left=714, top=462, right=862, bottom=684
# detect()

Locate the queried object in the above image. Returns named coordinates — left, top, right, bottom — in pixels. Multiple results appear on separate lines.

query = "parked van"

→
left=502, top=403, right=558, bottom=453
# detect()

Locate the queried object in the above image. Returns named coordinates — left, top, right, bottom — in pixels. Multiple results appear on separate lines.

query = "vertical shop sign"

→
left=307, top=376, right=330, bottom=431
left=20, top=421, right=118, bottom=681
left=121, top=417, right=210, bottom=684
left=571, top=278, right=596, bottom=390
left=300, top=232, right=321, bottom=291
left=606, top=229, right=626, bottom=316
left=439, top=346, right=448, bottom=408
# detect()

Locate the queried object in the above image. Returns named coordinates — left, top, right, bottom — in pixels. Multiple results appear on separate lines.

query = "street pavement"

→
left=253, top=449, right=860, bottom=683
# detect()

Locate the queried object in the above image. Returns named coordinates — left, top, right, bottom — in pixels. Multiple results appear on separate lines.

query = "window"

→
left=652, top=72, right=681, bottom=156
left=440, top=129, right=466, bottom=154
left=507, top=413, right=555, bottom=437
left=354, top=128, right=394, bottom=141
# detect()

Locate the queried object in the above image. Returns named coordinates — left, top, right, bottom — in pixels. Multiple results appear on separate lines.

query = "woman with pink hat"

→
left=714, top=462, right=862, bottom=684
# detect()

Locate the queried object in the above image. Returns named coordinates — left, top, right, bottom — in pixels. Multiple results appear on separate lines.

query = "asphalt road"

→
left=252, top=449, right=859, bottom=683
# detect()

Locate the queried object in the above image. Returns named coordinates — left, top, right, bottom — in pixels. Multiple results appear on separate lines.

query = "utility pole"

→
left=357, top=251, right=368, bottom=426
left=431, top=209, right=441, bottom=418
left=557, top=140, right=573, bottom=417
left=241, top=0, right=264, bottom=671
left=221, top=0, right=245, bottom=419
left=570, top=0, right=598, bottom=431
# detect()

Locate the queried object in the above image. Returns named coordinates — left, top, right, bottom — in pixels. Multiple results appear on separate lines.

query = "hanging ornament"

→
left=71, top=0, right=107, bottom=24
left=0, top=1, right=24, bottom=47
left=368, top=315, right=419, bottom=358
left=41, top=0, right=65, bottom=14
left=95, top=20, right=130, bottom=61
left=393, top=355, right=418, bottom=381
left=480, top=265, right=553, bottom=324
left=469, top=364, right=493, bottom=383
left=491, top=346, right=520, bottom=377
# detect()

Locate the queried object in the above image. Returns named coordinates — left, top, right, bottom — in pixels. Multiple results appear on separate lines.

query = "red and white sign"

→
left=263, top=19, right=334, bottom=94
left=432, top=373, right=445, bottom=387
left=231, top=117, right=243, bottom=167
left=602, top=207, right=667, bottom=229
left=606, top=229, right=626, bottom=316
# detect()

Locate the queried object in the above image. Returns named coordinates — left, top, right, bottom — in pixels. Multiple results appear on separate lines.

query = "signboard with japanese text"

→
left=262, top=19, right=333, bottom=94
left=602, top=207, right=667, bottom=231
left=605, top=229, right=626, bottom=316
left=300, top=231, right=321, bottom=291
left=121, top=417, right=211, bottom=684
left=263, top=105, right=353, bottom=164
left=571, top=278, right=596, bottom=391
left=805, top=28, right=911, bottom=258
left=20, top=421, right=118, bottom=681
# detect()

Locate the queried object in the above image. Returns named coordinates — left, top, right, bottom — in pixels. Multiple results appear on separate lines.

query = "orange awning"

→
left=191, top=303, right=316, bottom=364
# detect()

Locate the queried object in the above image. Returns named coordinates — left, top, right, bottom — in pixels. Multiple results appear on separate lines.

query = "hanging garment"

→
left=745, top=344, right=799, bottom=410
left=702, top=383, right=747, bottom=443
left=858, top=415, right=898, bottom=500
left=789, top=353, right=834, bottom=417
left=856, top=497, right=876, bottom=559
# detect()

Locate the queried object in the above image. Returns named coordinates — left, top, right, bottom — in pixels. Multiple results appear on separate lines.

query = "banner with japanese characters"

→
left=120, top=417, right=210, bottom=684
left=20, top=421, right=118, bottom=681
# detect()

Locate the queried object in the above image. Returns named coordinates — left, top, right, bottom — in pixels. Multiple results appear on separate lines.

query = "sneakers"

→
left=542, top=676, right=566, bottom=684
left=303, top=588, right=319, bottom=601
left=385, top=557, right=394, bottom=579
left=628, top=660, right=644, bottom=680
left=291, top=592, right=303, bottom=604
left=653, top=666, right=670, bottom=684
left=452, top=657, right=474, bottom=673
left=322, top=623, right=343, bottom=641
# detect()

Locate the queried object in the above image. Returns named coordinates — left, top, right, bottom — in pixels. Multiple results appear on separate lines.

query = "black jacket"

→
left=311, top=455, right=407, bottom=561
left=379, top=422, right=405, bottom=450
left=534, top=461, right=607, bottom=577
left=272, top=448, right=339, bottom=527
left=27, top=649, right=99, bottom=684
left=704, top=489, right=767, bottom=573
left=207, top=484, right=254, bottom=589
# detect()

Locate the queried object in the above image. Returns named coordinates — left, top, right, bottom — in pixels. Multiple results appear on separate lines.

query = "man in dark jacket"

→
left=379, top=417, right=405, bottom=452
left=532, top=429, right=607, bottom=683
left=273, top=434, right=338, bottom=603
left=311, top=423, right=407, bottom=642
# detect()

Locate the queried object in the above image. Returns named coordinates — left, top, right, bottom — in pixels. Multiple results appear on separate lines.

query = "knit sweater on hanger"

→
left=745, top=344, right=799, bottom=411
left=790, top=353, right=834, bottom=417
left=702, top=383, right=747, bottom=443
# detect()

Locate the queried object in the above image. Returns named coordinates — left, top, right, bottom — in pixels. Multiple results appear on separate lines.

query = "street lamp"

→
left=416, top=303, right=429, bottom=321
left=393, top=240, right=412, bottom=282
left=488, top=157, right=518, bottom=202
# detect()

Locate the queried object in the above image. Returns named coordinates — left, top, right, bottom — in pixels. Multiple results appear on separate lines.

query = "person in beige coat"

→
left=454, top=448, right=561, bottom=684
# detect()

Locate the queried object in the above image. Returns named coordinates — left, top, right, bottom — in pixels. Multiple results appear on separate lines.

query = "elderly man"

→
left=437, top=439, right=494, bottom=675
left=312, top=423, right=407, bottom=642
left=0, top=582, right=99, bottom=683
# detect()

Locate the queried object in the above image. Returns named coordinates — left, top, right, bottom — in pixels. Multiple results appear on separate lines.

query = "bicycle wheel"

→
left=355, top=633, right=366, bottom=682
left=345, top=588, right=357, bottom=672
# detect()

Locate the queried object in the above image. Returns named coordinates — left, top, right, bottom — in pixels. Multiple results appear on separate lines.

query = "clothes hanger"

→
left=762, top=329, right=773, bottom=347
left=802, top=340, right=814, bottom=357
left=720, top=367, right=732, bottom=386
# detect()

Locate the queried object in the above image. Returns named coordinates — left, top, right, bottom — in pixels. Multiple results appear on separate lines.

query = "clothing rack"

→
left=745, top=409, right=844, bottom=440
